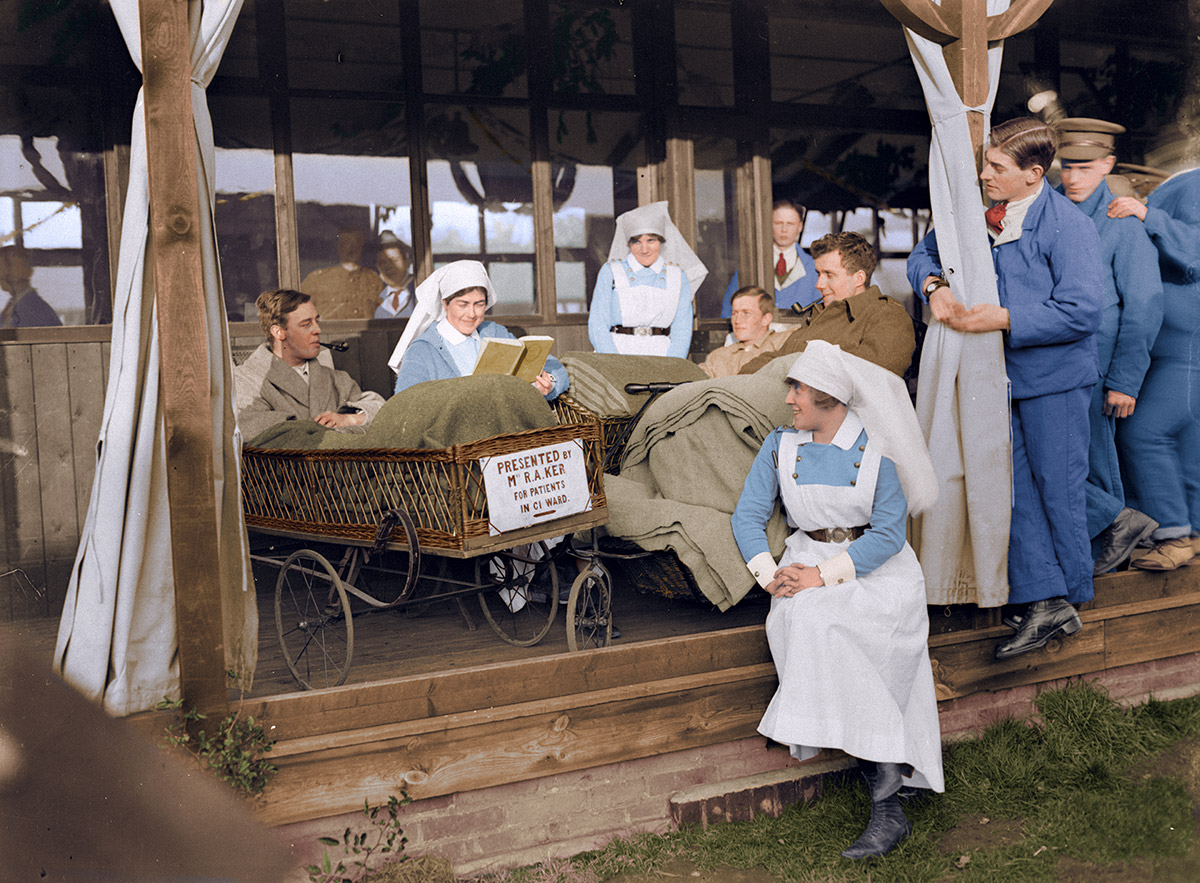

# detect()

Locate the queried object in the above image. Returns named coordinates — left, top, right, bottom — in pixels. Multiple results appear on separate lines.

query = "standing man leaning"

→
left=1055, top=118, right=1163, bottom=573
left=701, top=286, right=795, bottom=378
left=908, top=117, right=1104, bottom=661
left=234, top=288, right=385, bottom=442
left=721, top=199, right=819, bottom=317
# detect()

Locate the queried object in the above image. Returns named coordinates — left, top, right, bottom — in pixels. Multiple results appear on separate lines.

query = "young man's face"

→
left=814, top=251, right=866, bottom=305
left=980, top=146, right=1043, bottom=203
left=272, top=300, right=321, bottom=366
left=730, top=294, right=773, bottom=344
left=772, top=206, right=803, bottom=250
left=444, top=288, right=488, bottom=336
left=1059, top=155, right=1116, bottom=204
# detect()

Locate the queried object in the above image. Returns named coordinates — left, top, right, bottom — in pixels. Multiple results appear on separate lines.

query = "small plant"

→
left=307, top=793, right=413, bottom=883
left=157, top=696, right=276, bottom=797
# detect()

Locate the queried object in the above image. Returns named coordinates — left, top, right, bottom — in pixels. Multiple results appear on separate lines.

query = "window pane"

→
left=286, top=0, right=404, bottom=92
left=549, top=0, right=635, bottom=96
left=694, top=137, right=738, bottom=318
left=0, top=87, right=112, bottom=326
left=421, top=0, right=527, bottom=98
left=218, top=0, right=260, bottom=80
left=212, top=95, right=278, bottom=321
left=549, top=110, right=643, bottom=314
left=292, top=98, right=410, bottom=320
left=426, top=105, right=535, bottom=315
left=676, top=0, right=734, bottom=107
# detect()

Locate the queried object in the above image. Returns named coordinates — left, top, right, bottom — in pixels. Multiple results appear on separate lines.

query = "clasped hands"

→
left=925, top=281, right=1011, bottom=333
left=765, top=563, right=823, bottom=598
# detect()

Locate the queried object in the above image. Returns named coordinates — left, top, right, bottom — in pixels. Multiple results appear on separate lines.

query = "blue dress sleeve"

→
left=394, top=338, right=441, bottom=394
left=731, top=430, right=783, bottom=563
left=588, top=262, right=619, bottom=353
left=845, top=456, right=908, bottom=575
left=907, top=230, right=943, bottom=300
left=720, top=272, right=740, bottom=318
left=666, top=273, right=694, bottom=359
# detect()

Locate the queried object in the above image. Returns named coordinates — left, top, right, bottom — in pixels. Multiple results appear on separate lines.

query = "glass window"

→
left=421, top=0, right=527, bottom=98
left=425, top=104, right=535, bottom=315
left=291, top=98, right=410, bottom=321
left=675, top=0, right=734, bottom=107
left=285, top=0, right=404, bottom=92
left=211, top=95, right=278, bottom=321
left=549, top=0, right=635, bottom=96
left=217, top=0, right=260, bottom=80
left=693, top=137, right=738, bottom=318
left=549, top=110, right=643, bottom=313
left=0, top=84, right=112, bottom=326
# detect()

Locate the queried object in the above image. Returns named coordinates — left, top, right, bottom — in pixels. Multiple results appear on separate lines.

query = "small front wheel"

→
left=275, top=549, right=354, bottom=689
left=566, top=566, right=613, bottom=652
left=477, top=541, right=559, bottom=646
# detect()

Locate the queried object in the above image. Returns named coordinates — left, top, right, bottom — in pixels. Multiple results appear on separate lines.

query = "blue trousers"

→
left=1116, top=360, right=1200, bottom=540
left=1009, top=386, right=1095, bottom=606
left=1085, top=381, right=1125, bottom=540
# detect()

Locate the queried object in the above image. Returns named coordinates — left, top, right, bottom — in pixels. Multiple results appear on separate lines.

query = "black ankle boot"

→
left=841, top=762, right=912, bottom=859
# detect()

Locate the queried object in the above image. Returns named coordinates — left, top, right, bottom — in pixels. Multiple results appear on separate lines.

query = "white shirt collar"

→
left=436, top=316, right=479, bottom=345
left=991, top=180, right=1043, bottom=246
left=788, top=409, right=864, bottom=449
left=772, top=243, right=797, bottom=271
left=626, top=253, right=665, bottom=274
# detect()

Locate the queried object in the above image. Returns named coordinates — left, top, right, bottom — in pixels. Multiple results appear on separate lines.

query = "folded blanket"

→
left=560, top=353, right=706, bottom=418
left=603, top=357, right=797, bottom=609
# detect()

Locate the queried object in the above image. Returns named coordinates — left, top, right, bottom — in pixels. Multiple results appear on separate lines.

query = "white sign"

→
left=480, top=438, right=593, bottom=535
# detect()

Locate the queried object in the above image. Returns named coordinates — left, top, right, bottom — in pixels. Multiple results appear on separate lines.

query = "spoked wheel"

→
left=476, top=541, right=559, bottom=646
left=566, top=565, right=613, bottom=652
left=275, top=549, right=354, bottom=690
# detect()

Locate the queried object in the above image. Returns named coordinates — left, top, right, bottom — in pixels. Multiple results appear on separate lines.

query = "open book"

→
left=471, top=335, right=555, bottom=383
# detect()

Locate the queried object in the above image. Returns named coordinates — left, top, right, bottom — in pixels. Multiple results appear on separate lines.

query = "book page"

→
left=471, top=337, right=524, bottom=377
left=513, top=335, right=554, bottom=383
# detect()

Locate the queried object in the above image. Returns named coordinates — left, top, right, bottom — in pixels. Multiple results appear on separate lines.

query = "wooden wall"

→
left=0, top=319, right=593, bottom=622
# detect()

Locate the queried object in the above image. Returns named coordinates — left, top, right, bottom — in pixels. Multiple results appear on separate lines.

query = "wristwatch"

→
left=923, top=276, right=949, bottom=298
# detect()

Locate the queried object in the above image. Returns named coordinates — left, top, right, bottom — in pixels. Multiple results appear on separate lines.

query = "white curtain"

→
left=904, top=1, right=1013, bottom=607
left=54, top=0, right=255, bottom=715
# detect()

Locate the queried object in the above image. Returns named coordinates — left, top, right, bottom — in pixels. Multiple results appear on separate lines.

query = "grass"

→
left=463, top=682, right=1200, bottom=883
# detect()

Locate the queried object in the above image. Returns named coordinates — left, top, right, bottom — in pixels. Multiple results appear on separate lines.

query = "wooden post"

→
left=880, top=0, right=1055, bottom=169
left=139, top=0, right=228, bottom=717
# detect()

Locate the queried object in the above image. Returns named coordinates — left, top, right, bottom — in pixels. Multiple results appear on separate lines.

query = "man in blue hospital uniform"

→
left=1109, top=168, right=1200, bottom=571
left=908, top=117, right=1104, bottom=661
left=1055, top=118, right=1163, bottom=574
left=721, top=200, right=819, bottom=317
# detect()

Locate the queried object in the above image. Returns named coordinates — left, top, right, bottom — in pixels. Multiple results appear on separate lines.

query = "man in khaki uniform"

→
left=739, top=232, right=915, bottom=377
left=701, top=286, right=794, bottom=378
left=301, top=227, right=385, bottom=320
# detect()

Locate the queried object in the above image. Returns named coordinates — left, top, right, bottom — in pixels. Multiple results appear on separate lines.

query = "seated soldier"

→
left=701, top=285, right=795, bottom=378
left=234, top=288, right=385, bottom=441
left=738, top=232, right=915, bottom=377
left=389, top=260, right=569, bottom=401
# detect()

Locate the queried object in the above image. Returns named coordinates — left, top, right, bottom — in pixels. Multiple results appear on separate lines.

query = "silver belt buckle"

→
left=633, top=326, right=652, bottom=336
left=829, top=526, right=851, bottom=543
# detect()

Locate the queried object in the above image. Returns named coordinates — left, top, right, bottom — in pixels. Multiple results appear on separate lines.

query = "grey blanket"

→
left=603, top=357, right=796, bottom=610
left=560, top=353, right=706, bottom=418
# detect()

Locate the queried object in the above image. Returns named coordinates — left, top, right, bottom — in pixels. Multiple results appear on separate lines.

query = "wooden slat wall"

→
left=1, top=340, right=110, bottom=621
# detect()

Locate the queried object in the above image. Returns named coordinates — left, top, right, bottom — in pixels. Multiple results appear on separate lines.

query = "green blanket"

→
left=247, top=375, right=556, bottom=450
left=603, top=357, right=796, bottom=610
left=560, top=352, right=706, bottom=418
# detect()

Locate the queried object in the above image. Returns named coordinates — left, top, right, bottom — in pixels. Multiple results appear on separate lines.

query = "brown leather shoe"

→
left=1130, top=538, right=1197, bottom=571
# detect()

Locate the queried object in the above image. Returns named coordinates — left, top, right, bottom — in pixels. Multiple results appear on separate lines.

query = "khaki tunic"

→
left=701, top=328, right=795, bottom=378
left=302, top=264, right=385, bottom=320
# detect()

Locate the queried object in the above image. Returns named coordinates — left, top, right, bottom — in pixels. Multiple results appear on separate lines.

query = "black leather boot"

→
left=841, top=761, right=912, bottom=859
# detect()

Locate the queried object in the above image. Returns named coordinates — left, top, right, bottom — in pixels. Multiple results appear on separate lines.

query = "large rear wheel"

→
left=275, top=549, right=354, bottom=689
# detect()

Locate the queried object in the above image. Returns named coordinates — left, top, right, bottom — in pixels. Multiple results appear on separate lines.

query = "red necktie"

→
left=775, top=252, right=788, bottom=280
left=390, top=289, right=402, bottom=311
left=985, top=201, right=1007, bottom=234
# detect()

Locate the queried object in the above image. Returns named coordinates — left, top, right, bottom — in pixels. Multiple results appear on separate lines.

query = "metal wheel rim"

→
left=566, top=566, right=613, bottom=652
left=275, top=549, right=355, bottom=690
left=476, top=541, right=559, bottom=647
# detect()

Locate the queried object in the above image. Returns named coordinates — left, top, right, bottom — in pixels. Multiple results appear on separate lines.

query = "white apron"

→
left=609, top=260, right=682, bottom=356
left=758, top=431, right=945, bottom=791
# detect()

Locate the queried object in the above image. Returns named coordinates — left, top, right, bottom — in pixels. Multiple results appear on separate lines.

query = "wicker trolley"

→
left=242, top=421, right=608, bottom=689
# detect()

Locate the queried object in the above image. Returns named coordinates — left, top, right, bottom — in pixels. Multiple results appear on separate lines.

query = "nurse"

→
left=387, top=260, right=568, bottom=400
left=587, top=201, right=707, bottom=358
left=732, top=341, right=943, bottom=860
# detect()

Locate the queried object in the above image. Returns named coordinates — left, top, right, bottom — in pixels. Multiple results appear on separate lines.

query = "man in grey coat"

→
left=234, top=288, right=385, bottom=442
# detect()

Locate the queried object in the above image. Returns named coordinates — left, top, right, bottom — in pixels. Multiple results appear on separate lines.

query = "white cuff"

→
left=817, top=551, right=856, bottom=587
left=746, top=552, right=777, bottom=589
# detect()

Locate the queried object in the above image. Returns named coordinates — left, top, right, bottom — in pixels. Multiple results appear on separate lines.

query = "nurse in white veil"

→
left=732, top=340, right=944, bottom=859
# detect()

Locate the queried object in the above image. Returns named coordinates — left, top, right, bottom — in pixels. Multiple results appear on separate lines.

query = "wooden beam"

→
left=401, top=0, right=433, bottom=283
left=526, top=0, right=557, bottom=324
left=664, top=137, right=697, bottom=248
left=139, top=0, right=227, bottom=715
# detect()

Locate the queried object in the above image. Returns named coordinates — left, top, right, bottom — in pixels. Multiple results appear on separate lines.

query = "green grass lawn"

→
left=462, top=682, right=1200, bottom=883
